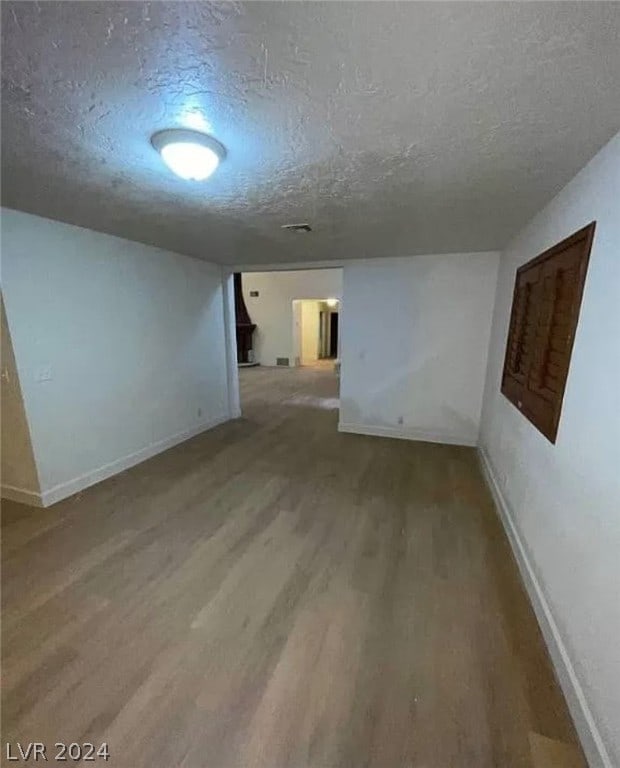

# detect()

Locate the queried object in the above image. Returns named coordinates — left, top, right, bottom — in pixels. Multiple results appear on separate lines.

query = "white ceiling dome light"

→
left=151, top=129, right=226, bottom=181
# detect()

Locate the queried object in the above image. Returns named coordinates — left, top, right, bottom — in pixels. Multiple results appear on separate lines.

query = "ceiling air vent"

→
left=281, top=223, right=312, bottom=233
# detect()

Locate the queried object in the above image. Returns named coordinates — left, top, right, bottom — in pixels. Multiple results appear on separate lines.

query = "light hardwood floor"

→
left=2, top=365, right=584, bottom=767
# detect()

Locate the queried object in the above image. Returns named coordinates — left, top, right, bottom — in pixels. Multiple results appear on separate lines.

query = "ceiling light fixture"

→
left=326, top=298, right=339, bottom=308
left=151, top=129, right=226, bottom=181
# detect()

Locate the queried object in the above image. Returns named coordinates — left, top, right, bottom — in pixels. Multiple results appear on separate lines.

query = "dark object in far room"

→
left=234, top=273, right=257, bottom=366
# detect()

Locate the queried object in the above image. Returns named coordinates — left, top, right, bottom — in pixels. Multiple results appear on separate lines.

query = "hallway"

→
left=2, top=366, right=583, bottom=767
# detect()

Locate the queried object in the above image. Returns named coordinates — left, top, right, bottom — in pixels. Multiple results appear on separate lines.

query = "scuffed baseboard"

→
left=5, top=414, right=230, bottom=509
left=338, top=421, right=477, bottom=447
left=477, top=447, right=612, bottom=768
left=1, top=483, right=44, bottom=507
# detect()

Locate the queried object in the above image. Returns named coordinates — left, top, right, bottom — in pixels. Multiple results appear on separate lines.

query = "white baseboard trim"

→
left=36, top=414, right=230, bottom=508
left=1, top=483, right=44, bottom=507
left=477, top=447, right=612, bottom=768
left=338, top=421, right=477, bottom=447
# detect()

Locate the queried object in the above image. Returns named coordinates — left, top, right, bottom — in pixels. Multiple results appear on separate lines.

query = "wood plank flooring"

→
left=1, top=365, right=585, bottom=767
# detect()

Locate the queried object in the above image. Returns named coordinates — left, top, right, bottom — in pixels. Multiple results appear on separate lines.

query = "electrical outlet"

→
left=397, top=416, right=404, bottom=425
left=197, top=408, right=203, bottom=418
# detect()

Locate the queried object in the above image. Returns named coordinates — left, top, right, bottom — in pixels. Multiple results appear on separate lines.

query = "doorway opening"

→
left=318, top=303, right=339, bottom=361
left=229, top=268, right=343, bottom=420
left=294, top=298, right=340, bottom=367
left=329, top=309, right=339, bottom=358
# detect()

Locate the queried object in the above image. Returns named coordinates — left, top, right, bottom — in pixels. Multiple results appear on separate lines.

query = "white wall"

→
left=339, top=252, right=499, bottom=446
left=300, top=300, right=321, bottom=364
left=1, top=208, right=232, bottom=506
left=1, top=297, right=40, bottom=501
left=479, top=132, right=620, bottom=767
left=292, top=300, right=303, bottom=366
left=242, top=269, right=342, bottom=366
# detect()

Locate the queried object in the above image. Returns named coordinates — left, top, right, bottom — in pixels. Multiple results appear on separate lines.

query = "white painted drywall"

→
left=242, top=269, right=342, bottom=366
left=1, top=297, right=40, bottom=499
left=1, top=208, right=231, bottom=503
left=292, top=300, right=303, bottom=366
left=479, top=132, right=620, bottom=765
left=300, top=301, right=321, bottom=364
left=339, top=252, right=499, bottom=445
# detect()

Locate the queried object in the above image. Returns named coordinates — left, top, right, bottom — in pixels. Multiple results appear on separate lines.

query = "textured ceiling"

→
left=2, top=2, right=619, bottom=266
